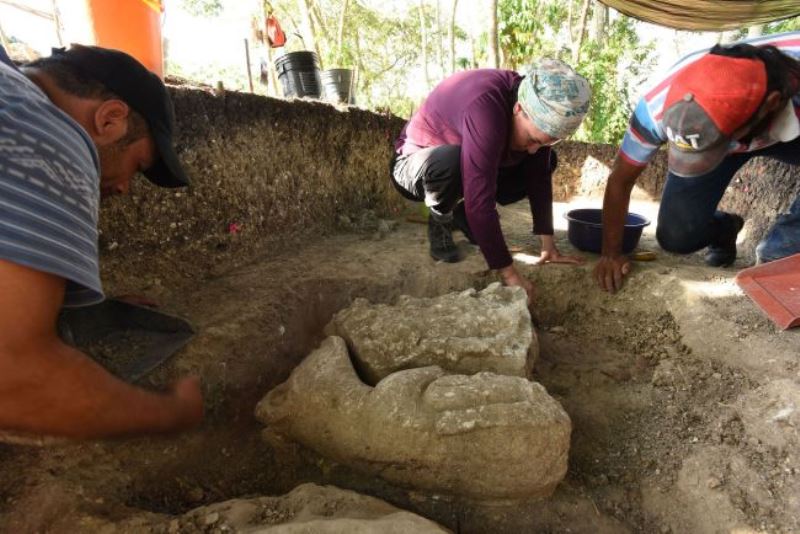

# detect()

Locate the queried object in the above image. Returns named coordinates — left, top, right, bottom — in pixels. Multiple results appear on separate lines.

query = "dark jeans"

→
left=391, top=144, right=554, bottom=219
left=656, top=137, right=800, bottom=257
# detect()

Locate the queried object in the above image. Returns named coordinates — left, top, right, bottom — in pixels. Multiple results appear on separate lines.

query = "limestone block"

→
left=114, top=483, right=449, bottom=533
left=256, top=336, right=571, bottom=502
left=324, top=283, right=537, bottom=384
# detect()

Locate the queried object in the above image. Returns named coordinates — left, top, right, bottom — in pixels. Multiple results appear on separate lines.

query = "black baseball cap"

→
left=51, top=44, right=190, bottom=188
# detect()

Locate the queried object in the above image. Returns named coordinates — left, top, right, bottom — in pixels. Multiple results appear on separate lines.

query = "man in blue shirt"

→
left=594, top=32, right=800, bottom=293
left=0, top=45, right=203, bottom=439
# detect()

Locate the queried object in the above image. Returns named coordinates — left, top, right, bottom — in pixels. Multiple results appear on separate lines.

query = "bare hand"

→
left=167, top=376, right=204, bottom=431
left=593, top=255, right=631, bottom=293
left=499, top=265, right=536, bottom=305
left=537, top=248, right=585, bottom=265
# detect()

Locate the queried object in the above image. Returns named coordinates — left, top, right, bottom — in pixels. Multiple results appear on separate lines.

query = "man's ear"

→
left=92, top=99, right=130, bottom=145
left=513, top=101, right=522, bottom=115
left=764, top=90, right=784, bottom=114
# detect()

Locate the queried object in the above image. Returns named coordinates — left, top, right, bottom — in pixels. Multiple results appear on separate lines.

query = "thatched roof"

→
left=598, top=0, right=800, bottom=31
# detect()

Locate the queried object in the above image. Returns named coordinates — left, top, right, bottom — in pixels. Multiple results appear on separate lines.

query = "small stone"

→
left=707, top=476, right=722, bottom=489
left=187, top=487, right=204, bottom=502
left=108, top=241, right=119, bottom=251
left=378, top=219, right=398, bottom=233
left=167, top=519, right=180, bottom=533
left=204, top=512, right=219, bottom=525
left=549, top=326, right=566, bottom=334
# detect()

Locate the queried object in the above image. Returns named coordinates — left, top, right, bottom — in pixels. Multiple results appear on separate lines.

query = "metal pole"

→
left=244, top=38, right=254, bottom=93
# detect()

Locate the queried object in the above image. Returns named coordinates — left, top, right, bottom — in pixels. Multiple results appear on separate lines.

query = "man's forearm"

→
left=601, top=159, right=644, bottom=256
left=0, top=339, right=200, bottom=439
left=601, top=180, right=631, bottom=256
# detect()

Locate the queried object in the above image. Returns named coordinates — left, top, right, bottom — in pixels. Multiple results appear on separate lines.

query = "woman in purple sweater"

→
left=391, top=59, right=591, bottom=304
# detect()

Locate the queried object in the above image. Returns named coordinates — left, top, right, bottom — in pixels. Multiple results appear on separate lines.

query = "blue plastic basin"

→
left=564, top=208, right=650, bottom=254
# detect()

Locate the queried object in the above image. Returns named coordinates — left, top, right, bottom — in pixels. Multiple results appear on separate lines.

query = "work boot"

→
left=452, top=201, right=477, bottom=244
left=428, top=214, right=460, bottom=263
left=705, top=213, right=744, bottom=267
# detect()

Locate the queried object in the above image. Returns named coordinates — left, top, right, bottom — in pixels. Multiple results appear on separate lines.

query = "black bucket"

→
left=274, top=51, right=322, bottom=99
left=320, top=68, right=353, bottom=104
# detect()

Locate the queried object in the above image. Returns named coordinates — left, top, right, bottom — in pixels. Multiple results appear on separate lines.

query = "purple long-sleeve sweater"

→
left=394, top=69, right=554, bottom=270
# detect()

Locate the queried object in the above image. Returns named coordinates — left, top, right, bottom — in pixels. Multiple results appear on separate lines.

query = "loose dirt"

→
left=0, top=202, right=798, bottom=533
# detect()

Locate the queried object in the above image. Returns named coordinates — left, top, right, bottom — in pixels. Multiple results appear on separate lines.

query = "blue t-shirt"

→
left=620, top=31, right=800, bottom=166
left=0, top=46, right=104, bottom=307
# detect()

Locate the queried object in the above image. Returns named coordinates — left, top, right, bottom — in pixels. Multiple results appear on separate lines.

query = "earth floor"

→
left=1, top=200, right=798, bottom=533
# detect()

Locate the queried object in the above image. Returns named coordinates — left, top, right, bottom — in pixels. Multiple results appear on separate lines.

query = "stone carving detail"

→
left=256, top=336, right=570, bottom=502
left=325, top=283, right=537, bottom=384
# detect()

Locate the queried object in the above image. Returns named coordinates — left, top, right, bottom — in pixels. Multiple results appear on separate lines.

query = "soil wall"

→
left=99, top=87, right=407, bottom=292
left=98, top=86, right=796, bottom=291
left=720, top=157, right=800, bottom=263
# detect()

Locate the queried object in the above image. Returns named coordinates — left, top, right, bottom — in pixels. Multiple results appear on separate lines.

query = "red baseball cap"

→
left=662, top=54, right=767, bottom=177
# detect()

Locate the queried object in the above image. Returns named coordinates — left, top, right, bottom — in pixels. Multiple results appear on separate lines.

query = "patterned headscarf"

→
left=517, top=58, right=592, bottom=139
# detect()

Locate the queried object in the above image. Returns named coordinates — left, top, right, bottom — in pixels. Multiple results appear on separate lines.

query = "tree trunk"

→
left=567, top=0, right=573, bottom=40
left=588, top=1, right=607, bottom=45
left=719, top=30, right=738, bottom=44
left=448, top=0, right=458, bottom=74
left=311, top=2, right=332, bottom=44
left=353, top=29, right=369, bottom=100
left=418, top=0, right=430, bottom=90
left=571, top=0, right=590, bottom=64
left=487, top=0, right=499, bottom=68
left=435, top=0, right=445, bottom=77
left=335, top=0, right=350, bottom=66
left=747, top=24, right=765, bottom=38
left=297, top=0, right=320, bottom=59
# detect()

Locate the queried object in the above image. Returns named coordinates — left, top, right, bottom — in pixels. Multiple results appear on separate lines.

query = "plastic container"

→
left=274, top=51, right=322, bottom=99
left=84, top=0, right=164, bottom=77
left=320, top=68, right=353, bottom=104
left=564, top=208, right=650, bottom=254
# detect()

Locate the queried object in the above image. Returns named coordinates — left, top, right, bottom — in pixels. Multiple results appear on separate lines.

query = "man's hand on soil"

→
left=594, top=255, right=631, bottom=293
left=167, top=377, right=204, bottom=430
left=499, top=264, right=535, bottom=305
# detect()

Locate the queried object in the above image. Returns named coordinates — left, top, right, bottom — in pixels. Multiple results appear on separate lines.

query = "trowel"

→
left=58, top=298, right=195, bottom=382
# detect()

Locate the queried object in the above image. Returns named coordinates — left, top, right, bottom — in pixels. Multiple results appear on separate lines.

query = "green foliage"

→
left=263, top=0, right=459, bottom=114
left=766, top=15, right=800, bottom=34
left=497, top=0, right=654, bottom=144
left=497, top=0, right=567, bottom=70
left=574, top=15, right=654, bottom=144
left=168, top=0, right=660, bottom=135
left=180, top=0, right=223, bottom=17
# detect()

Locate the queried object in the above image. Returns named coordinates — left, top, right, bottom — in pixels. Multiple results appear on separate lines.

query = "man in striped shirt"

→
left=594, top=31, right=800, bottom=293
left=0, top=45, right=203, bottom=439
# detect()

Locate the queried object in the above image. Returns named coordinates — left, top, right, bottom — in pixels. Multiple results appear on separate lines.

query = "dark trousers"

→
left=391, top=144, right=553, bottom=219
left=656, top=137, right=800, bottom=255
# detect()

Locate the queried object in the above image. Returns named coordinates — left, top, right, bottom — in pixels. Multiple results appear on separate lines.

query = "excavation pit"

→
left=1, top=199, right=798, bottom=534
left=1, top=87, right=798, bottom=533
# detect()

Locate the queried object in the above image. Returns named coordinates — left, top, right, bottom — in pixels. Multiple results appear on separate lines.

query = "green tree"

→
left=180, top=0, right=223, bottom=17
left=765, top=15, right=800, bottom=33
left=497, top=0, right=654, bottom=144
